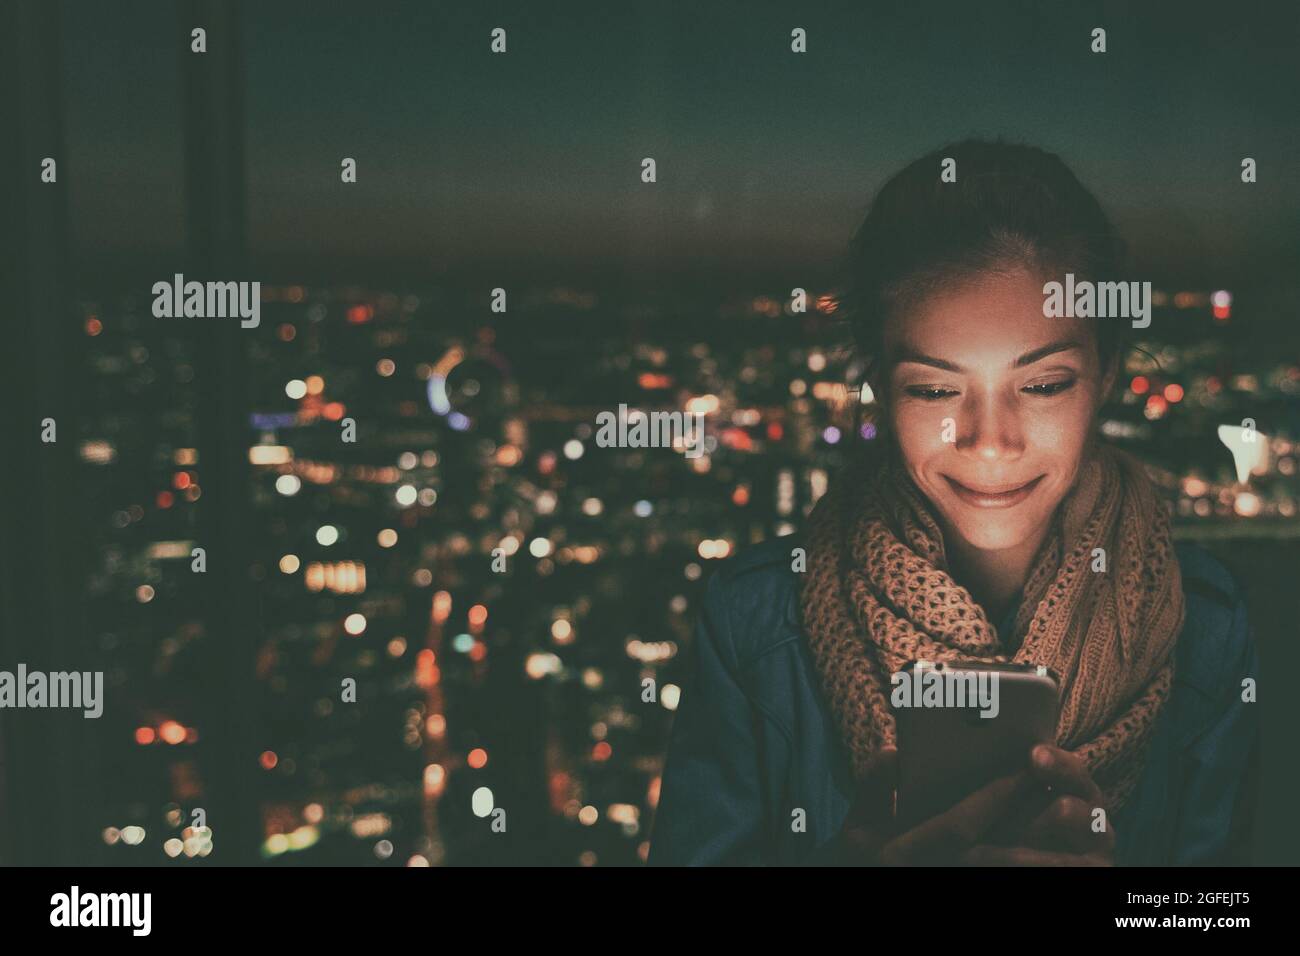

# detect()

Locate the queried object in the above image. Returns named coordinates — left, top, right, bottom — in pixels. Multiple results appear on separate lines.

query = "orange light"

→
left=1130, top=376, right=1150, bottom=395
left=468, top=642, right=487, bottom=662
left=1163, top=383, right=1184, bottom=403
left=156, top=491, right=174, bottom=509
left=277, top=323, right=296, bottom=342
left=85, top=317, right=103, bottom=336
left=720, top=427, right=753, bottom=451
left=468, top=604, right=488, bottom=628
left=135, top=727, right=155, bottom=745
left=467, top=748, right=488, bottom=769
left=767, top=422, right=783, bottom=442
left=423, top=763, right=447, bottom=798
left=322, top=402, right=345, bottom=421
left=416, top=649, right=438, bottom=688
left=259, top=750, right=278, bottom=770
left=347, top=304, right=374, bottom=324
left=159, top=720, right=187, bottom=745
left=172, top=472, right=192, bottom=490
left=593, top=741, right=612, bottom=762
left=431, top=591, right=452, bottom=624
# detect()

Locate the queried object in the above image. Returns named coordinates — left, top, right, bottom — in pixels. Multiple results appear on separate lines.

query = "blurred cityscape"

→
left=65, top=281, right=1299, bottom=865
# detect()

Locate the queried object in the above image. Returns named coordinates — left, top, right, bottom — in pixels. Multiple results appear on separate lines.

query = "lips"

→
left=943, top=474, right=1044, bottom=508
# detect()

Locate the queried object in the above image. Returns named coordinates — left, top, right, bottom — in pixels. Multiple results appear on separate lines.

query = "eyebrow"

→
left=892, top=340, right=1085, bottom=373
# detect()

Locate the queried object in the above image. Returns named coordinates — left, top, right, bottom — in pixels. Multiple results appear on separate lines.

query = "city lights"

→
left=65, top=277, right=1294, bottom=871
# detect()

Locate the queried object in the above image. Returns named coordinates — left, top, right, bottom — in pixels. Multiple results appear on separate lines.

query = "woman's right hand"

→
left=826, top=748, right=1036, bottom=865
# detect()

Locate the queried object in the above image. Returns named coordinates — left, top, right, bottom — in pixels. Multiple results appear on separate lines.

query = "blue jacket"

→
left=649, top=538, right=1261, bottom=866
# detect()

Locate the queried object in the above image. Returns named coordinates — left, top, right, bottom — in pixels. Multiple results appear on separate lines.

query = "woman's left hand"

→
left=961, top=744, right=1117, bottom=866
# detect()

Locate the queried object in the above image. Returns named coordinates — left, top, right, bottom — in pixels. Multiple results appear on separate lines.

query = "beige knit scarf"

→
left=801, top=441, right=1184, bottom=812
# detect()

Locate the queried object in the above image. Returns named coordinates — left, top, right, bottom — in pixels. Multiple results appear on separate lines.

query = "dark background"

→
left=2, top=0, right=1297, bottom=865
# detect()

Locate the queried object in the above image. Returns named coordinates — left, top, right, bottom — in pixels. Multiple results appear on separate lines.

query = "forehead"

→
left=884, top=269, right=1096, bottom=365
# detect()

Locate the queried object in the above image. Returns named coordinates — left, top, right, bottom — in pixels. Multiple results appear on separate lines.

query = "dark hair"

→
left=838, top=139, right=1128, bottom=383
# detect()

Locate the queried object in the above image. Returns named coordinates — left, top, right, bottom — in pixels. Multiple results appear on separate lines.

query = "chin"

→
left=922, top=472, right=1062, bottom=555
left=942, top=514, right=1041, bottom=553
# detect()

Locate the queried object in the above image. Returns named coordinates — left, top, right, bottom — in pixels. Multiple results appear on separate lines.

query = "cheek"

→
left=1024, top=398, right=1095, bottom=471
left=888, top=404, right=950, bottom=470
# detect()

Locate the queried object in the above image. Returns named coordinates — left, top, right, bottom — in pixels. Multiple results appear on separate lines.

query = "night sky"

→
left=58, top=0, right=1299, bottom=290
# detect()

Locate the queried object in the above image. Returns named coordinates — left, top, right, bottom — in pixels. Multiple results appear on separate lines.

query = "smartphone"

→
left=892, top=659, right=1060, bottom=832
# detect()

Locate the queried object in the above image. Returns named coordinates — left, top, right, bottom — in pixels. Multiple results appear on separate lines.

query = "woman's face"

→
left=882, top=266, right=1114, bottom=555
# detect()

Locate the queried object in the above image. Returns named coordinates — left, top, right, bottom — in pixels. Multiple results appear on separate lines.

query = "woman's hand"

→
left=825, top=743, right=1116, bottom=866
left=825, top=747, right=1038, bottom=865
left=960, top=744, right=1117, bottom=866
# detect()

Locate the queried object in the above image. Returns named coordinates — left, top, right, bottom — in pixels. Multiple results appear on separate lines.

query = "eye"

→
left=904, top=386, right=959, bottom=400
left=1022, top=378, right=1076, bottom=396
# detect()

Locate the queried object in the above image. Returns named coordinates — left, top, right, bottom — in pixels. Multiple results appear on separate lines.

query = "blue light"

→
left=427, top=375, right=451, bottom=415
left=250, top=412, right=298, bottom=430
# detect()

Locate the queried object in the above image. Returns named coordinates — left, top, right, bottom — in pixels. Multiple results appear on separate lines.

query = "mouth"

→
left=943, top=474, right=1044, bottom=509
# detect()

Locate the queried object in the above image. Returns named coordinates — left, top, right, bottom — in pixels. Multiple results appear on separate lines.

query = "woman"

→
left=649, top=140, right=1261, bottom=866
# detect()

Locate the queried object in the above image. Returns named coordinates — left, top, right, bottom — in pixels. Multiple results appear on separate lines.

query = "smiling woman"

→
left=649, top=139, right=1261, bottom=867
left=883, top=267, right=1112, bottom=620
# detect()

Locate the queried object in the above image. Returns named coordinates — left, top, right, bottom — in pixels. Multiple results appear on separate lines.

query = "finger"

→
left=1022, top=794, right=1113, bottom=854
left=881, top=769, right=1032, bottom=865
left=1029, top=744, right=1103, bottom=804
left=981, top=784, right=1057, bottom=846
left=961, top=844, right=1113, bottom=867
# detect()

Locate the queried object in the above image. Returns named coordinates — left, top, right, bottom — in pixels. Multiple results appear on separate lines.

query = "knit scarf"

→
left=800, top=441, right=1184, bottom=812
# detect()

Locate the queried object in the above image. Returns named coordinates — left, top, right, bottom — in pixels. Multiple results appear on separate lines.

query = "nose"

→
left=954, top=388, right=1025, bottom=462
